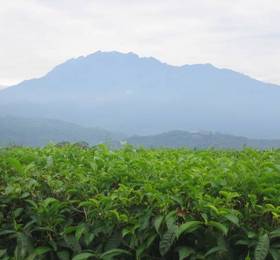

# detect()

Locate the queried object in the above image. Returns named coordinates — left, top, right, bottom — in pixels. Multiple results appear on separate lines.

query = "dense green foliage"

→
left=0, top=145, right=280, bottom=259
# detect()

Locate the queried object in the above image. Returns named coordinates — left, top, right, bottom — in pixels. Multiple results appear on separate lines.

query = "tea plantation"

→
left=0, top=145, right=280, bottom=259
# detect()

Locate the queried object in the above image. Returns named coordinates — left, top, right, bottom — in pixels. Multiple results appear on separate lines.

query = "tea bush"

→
left=0, top=145, right=280, bottom=259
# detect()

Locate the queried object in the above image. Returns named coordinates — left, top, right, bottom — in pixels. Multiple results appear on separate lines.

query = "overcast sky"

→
left=0, top=0, right=279, bottom=87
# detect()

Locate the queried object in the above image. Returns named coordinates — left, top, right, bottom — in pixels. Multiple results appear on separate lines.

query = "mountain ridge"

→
left=3, top=51, right=278, bottom=91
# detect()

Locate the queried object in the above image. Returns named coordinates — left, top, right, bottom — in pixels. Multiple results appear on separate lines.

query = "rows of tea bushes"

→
left=0, top=145, right=280, bottom=259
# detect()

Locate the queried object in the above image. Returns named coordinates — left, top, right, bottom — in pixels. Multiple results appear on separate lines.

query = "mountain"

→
left=1, top=51, right=280, bottom=138
left=0, top=116, right=123, bottom=147
left=127, top=130, right=280, bottom=149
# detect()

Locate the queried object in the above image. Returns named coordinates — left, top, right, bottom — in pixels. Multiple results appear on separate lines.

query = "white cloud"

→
left=0, top=0, right=279, bottom=85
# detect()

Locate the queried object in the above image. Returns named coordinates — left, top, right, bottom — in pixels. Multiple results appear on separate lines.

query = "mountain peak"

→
left=86, top=50, right=140, bottom=59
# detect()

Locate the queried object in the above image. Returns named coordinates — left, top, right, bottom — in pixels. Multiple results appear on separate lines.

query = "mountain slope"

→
left=1, top=51, right=280, bottom=138
left=0, top=117, right=122, bottom=147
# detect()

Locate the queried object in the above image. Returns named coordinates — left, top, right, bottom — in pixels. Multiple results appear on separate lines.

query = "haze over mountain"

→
left=1, top=51, right=280, bottom=138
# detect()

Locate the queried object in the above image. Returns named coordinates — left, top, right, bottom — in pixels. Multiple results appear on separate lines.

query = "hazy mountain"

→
left=1, top=51, right=280, bottom=138
left=127, top=130, right=280, bottom=149
left=0, top=116, right=123, bottom=147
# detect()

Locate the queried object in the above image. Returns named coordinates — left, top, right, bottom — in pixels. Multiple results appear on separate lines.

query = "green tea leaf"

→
left=160, top=226, right=177, bottom=256
left=100, top=249, right=131, bottom=259
left=154, top=215, right=164, bottom=233
left=176, top=246, right=195, bottom=260
left=255, top=234, right=270, bottom=260
left=270, top=229, right=280, bottom=239
left=73, top=252, right=96, bottom=260
left=208, top=221, right=228, bottom=236
left=176, top=221, right=202, bottom=239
